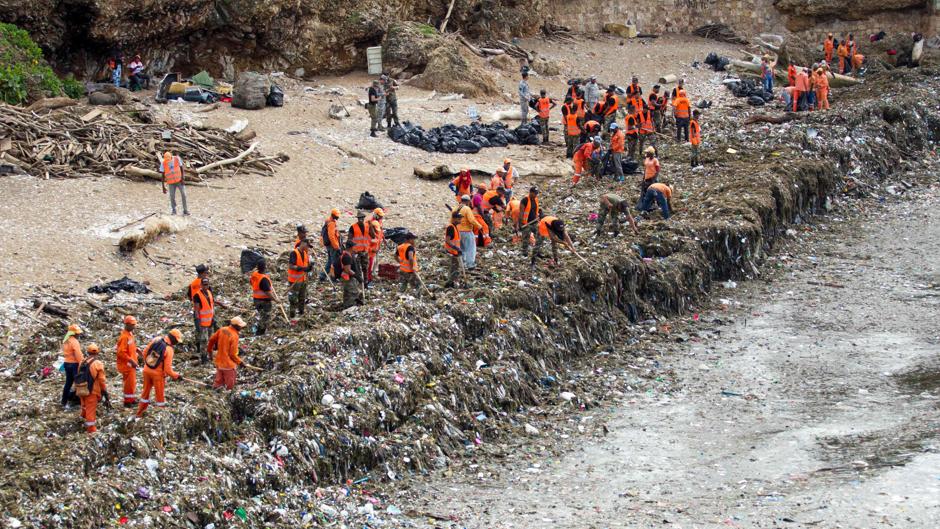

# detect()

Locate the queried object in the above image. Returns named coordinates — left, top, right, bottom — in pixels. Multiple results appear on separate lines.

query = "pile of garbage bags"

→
left=704, top=52, right=731, bottom=72
left=723, top=78, right=774, bottom=106
left=388, top=120, right=542, bottom=153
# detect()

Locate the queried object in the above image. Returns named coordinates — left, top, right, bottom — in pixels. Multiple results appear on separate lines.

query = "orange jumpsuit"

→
left=79, top=357, right=106, bottom=433
left=136, top=337, right=180, bottom=417
left=115, top=329, right=139, bottom=404
left=366, top=215, right=383, bottom=283
left=815, top=71, right=830, bottom=110
left=837, top=44, right=849, bottom=74
left=824, top=38, right=834, bottom=64
left=208, top=325, right=242, bottom=390
left=572, top=142, right=596, bottom=184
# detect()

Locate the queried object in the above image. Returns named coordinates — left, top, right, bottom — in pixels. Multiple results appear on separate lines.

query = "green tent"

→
left=191, top=70, right=215, bottom=89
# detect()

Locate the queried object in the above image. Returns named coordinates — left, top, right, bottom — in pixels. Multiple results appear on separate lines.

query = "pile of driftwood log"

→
left=541, top=21, right=576, bottom=43
left=693, top=24, right=748, bottom=45
left=0, top=102, right=286, bottom=181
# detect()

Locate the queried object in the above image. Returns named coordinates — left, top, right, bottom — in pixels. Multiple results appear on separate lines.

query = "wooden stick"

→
left=110, top=213, right=155, bottom=232
left=242, top=363, right=264, bottom=372
left=414, top=271, right=435, bottom=299
left=195, top=141, right=259, bottom=174
left=181, top=376, right=209, bottom=387
left=439, top=0, right=457, bottom=33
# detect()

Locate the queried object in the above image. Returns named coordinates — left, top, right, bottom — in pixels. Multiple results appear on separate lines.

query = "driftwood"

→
left=26, top=97, right=78, bottom=112
left=541, top=21, right=576, bottom=43
left=495, top=40, right=533, bottom=62
left=195, top=141, right=259, bottom=174
left=457, top=35, right=485, bottom=57
left=693, top=24, right=747, bottom=45
left=124, top=166, right=162, bottom=180
left=743, top=114, right=800, bottom=125
left=439, top=0, right=457, bottom=33
left=0, top=102, right=283, bottom=180
left=306, top=132, right=376, bottom=165
left=32, top=300, right=69, bottom=318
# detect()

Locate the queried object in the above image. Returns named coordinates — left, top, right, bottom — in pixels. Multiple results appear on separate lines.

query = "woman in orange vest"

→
left=287, top=238, right=312, bottom=319
left=397, top=234, right=420, bottom=294
left=192, top=279, right=215, bottom=363
left=366, top=208, right=385, bottom=284
left=531, top=216, right=574, bottom=267
left=78, top=343, right=106, bottom=434
left=207, top=316, right=246, bottom=390
left=449, top=168, right=473, bottom=203
left=814, top=68, right=830, bottom=111
left=116, top=315, right=140, bottom=406
left=136, top=330, right=183, bottom=418
left=61, top=323, right=84, bottom=407
left=160, top=151, right=189, bottom=215
left=535, top=89, right=556, bottom=143
left=689, top=110, right=702, bottom=167
left=250, top=260, right=275, bottom=335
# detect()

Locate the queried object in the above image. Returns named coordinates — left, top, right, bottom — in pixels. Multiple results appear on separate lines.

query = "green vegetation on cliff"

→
left=0, top=23, right=74, bottom=105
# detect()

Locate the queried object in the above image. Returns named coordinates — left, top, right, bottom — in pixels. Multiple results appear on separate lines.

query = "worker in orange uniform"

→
left=61, top=323, right=84, bottom=408
left=160, top=150, right=189, bottom=215
left=288, top=238, right=312, bottom=319
left=397, top=233, right=421, bottom=294
left=814, top=68, right=830, bottom=111
left=642, top=146, right=661, bottom=194
left=480, top=187, right=507, bottom=232
left=601, top=85, right=619, bottom=136
left=319, top=209, right=341, bottom=282
left=348, top=211, right=371, bottom=285
left=456, top=195, right=483, bottom=269
left=535, top=89, right=556, bottom=143
left=136, top=329, right=183, bottom=417
left=116, top=315, right=140, bottom=406
left=250, top=260, right=275, bottom=336
left=444, top=212, right=463, bottom=288
left=581, top=118, right=601, bottom=145
left=77, top=343, right=107, bottom=434
left=187, top=264, right=209, bottom=350
left=366, top=208, right=385, bottom=285
left=689, top=110, right=703, bottom=167
left=787, top=63, right=797, bottom=87
left=637, top=182, right=674, bottom=219
left=671, top=90, right=691, bottom=142
left=517, top=186, right=541, bottom=257
left=624, top=103, right=639, bottom=160
left=837, top=39, right=849, bottom=75
left=573, top=137, right=601, bottom=185
left=192, top=277, right=215, bottom=363
left=609, top=123, right=626, bottom=182
left=793, top=66, right=810, bottom=111
left=824, top=33, right=834, bottom=64
left=531, top=216, right=574, bottom=267
left=208, top=316, right=247, bottom=390
left=501, top=158, right=517, bottom=202
left=637, top=103, right=656, bottom=159
left=449, top=168, right=473, bottom=203
left=564, top=102, right=581, bottom=159
left=490, top=167, right=506, bottom=191
left=851, top=51, right=865, bottom=75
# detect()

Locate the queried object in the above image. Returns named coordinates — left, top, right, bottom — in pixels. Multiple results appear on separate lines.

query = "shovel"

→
left=414, top=271, right=436, bottom=300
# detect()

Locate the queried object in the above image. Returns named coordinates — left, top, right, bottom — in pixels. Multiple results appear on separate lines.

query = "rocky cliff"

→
left=0, top=0, right=932, bottom=79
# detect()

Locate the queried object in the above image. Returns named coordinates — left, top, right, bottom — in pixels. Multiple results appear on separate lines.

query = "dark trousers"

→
left=637, top=189, right=670, bottom=219
left=321, top=248, right=340, bottom=279
left=675, top=117, right=690, bottom=142
left=62, top=362, right=78, bottom=405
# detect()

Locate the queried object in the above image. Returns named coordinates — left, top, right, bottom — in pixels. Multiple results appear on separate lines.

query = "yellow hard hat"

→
left=373, top=208, right=385, bottom=217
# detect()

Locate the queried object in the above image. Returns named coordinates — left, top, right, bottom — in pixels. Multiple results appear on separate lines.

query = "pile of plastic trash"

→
left=388, top=120, right=542, bottom=153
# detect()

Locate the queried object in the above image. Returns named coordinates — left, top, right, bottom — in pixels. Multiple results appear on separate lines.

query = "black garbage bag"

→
left=715, top=57, right=730, bottom=71
left=389, top=125, right=408, bottom=141
left=473, top=136, right=491, bottom=148
left=622, top=159, right=639, bottom=174
left=455, top=140, right=482, bottom=154
left=357, top=192, right=384, bottom=210
left=747, top=95, right=766, bottom=106
left=704, top=52, right=719, bottom=66
left=761, top=90, right=774, bottom=101
left=88, top=276, right=151, bottom=295
left=384, top=227, right=413, bottom=245
left=440, top=140, right=457, bottom=153
left=489, top=134, right=509, bottom=147
left=267, top=84, right=285, bottom=107
left=239, top=249, right=266, bottom=273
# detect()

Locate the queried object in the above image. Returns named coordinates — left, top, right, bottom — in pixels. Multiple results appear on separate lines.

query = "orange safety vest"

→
left=349, top=222, right=369, bottom=253
left=368, top=218, right=383, bottom=253
left=624, top=114, right=638, bottom=136
left=537, top=97, right=552, bottom=119
left=574, top=98, right=585, bottom=119
left=444, top=225, right=460, bottom=255
left=690, top=119, right=701, bottom=145
left=287, top=248, right=309, bottom=283
left=538, top=216, right=559, bottom=238
left=193, top=289, right=214, bottom=328
left=521, top=195, right=540, bottom=223
left=188, top=277, right=202, bottom=301
left=565, top=112, right=580, bottom=136
left=162, top=155, right=182, bottom=185
left=638, top=109, right=654, bottom=134
left=507, top=198, right=521, bottom=224
left=627, top=83, right=641, bottom=96
left=397, top=243, right=416, bottom=273
left=584, top=120, right=600, bottom=134
left=503, top=165, right=514, bottom=189
left=250, top=270, right=271, bottom=300
left=673, top=97, right=690, bottom=119
left=603, top=94, right=618, bottom=116
left=629, top=96, right=643, bottom=114
left=481, top=190, right=500, bottom=211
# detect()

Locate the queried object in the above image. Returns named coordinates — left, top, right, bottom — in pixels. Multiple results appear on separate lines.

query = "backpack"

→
left=144, top=338, right=168, bottom=369
left=321, top=221, right=331, bottom=247
left=74, top=359, right=94, bottom=398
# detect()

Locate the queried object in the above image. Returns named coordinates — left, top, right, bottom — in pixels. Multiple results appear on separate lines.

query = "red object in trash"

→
left=887, top=49, right=897, bottom=55
left=378, top=263, right=398, bottom=281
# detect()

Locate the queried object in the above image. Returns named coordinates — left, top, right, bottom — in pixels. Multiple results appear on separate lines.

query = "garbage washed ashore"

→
left=0, top=64, right=939, bottom=529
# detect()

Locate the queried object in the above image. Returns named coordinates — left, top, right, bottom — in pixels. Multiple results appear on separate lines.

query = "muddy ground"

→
left=403, top=188, right=940, bottom=528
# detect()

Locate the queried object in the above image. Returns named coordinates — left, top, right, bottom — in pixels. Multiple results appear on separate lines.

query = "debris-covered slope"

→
left=1, top=71, right=938, bottom=527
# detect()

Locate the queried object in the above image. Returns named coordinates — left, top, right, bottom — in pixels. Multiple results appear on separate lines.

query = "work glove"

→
left=174, top=374, right=183, bottom=382
left=448, top=183, right=457, bottom=194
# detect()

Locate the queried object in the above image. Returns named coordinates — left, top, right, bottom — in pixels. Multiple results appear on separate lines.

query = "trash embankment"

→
left=0, top=72, right=938, bottom=528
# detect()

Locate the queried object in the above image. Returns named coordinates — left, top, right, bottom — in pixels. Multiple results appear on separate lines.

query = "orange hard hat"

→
left=86, top=343, right=100, bottom=354
left=123, top=315, right=137, bottom=325
left=168, top=329, right=184, bottom=343
left=503, top=158, right=512, bottom=165
left=330, top=208, right=340, bottom=218
left=68, top=324, right=83, bottom=335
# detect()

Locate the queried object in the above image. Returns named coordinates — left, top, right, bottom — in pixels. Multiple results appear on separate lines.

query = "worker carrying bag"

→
left=74, top=359, right=94, bottom=398
left=144, top=339, right=168, bottom=369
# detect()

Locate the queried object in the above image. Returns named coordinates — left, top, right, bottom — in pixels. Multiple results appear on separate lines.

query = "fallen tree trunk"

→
left=124, top=166, right=162, bottom=180
left=26, top=97, right=78, bottom=112
left=32, top=300, right=69, bottom=318
left=195, top=141, right=259, bottom=174
left=728, top=59, right=860, bottom=87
